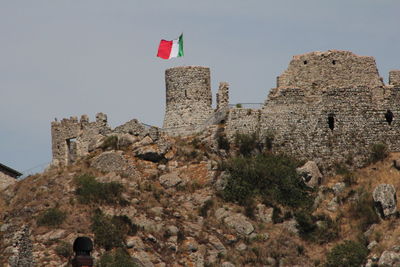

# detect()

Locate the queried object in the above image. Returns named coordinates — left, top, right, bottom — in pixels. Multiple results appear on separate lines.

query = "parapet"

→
left=276, top=50, right=383, bottom=90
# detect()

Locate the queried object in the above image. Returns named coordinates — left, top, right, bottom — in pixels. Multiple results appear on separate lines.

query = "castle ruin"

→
left=51, top=50, right=400, bottom=172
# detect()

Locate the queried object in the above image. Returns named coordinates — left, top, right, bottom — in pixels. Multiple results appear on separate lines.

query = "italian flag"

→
left=157, top=34, right=184, bottom=59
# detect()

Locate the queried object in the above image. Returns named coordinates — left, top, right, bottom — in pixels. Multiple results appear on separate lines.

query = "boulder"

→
left=135, top=145, right=165, bottom=163
left=256, top=204, right=273, bottom=223
left=223, top=213, right=254, bottom=235
left=91, top=151, right=127, bottom=173
left=296, top=161, right=323, bottom=187
left=373, top=184, right=397, bottom=218
left=0, top=174, right=16, bottom=191
left=378, top=250, right=400, bottom=266
left=159, top=172, right=182, bottom=188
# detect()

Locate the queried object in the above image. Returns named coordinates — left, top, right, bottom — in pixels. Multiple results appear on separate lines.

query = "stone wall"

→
left=225, top=108, right=261, bottom=139
left=277, top=50, right=383, bottom=90
left=163, top=66, right=213, bottom=135
left=224, top=50, right=400, bottom=172
left=389, top=70, right=400, bottom=86
left=217, top=82, right=229, bottom=110
left=51, top=113, right=111, bottom=166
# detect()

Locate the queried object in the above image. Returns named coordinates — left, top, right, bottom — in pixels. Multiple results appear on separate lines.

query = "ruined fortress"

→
left=51, top=50, right=400, bottom=172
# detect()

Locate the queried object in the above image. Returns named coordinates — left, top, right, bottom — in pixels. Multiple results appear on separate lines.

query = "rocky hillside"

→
left=1, top=129, right=400, bottom=266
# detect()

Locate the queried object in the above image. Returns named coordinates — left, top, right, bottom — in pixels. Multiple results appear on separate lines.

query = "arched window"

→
left=328, top=114, right=335, bottom=130
left=385, top=110, right=393, bottom=125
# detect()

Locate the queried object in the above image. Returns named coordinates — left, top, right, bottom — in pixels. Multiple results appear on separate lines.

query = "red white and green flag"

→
left=157, top=34, right=184, bottom=59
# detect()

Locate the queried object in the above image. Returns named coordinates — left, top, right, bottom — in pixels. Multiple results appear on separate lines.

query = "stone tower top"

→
left=163, top=66, right=213, bottom=133
left=276, top=50, right=383, bottom=90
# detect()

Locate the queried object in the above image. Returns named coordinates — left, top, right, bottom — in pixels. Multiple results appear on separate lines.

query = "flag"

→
left=157, top=34, right=184, bottom=59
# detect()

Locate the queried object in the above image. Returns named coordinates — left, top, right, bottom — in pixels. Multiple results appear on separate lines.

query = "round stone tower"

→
left=163, top=66, right=213, bottom=132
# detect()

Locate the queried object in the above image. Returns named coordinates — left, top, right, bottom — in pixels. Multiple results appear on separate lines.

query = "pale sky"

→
left=1, top=0, right=399, bottom=175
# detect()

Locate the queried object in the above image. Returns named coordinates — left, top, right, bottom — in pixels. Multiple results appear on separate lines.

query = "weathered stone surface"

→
left=373, top=184, right=397, bottom=218
left=159, top=172, right=182, bottom=188
left=51, top=113, right=112, bottom=166
left=9, top=225, right=34, bottom=267
left=91, top=151, right=127, bottom=173
left=163, top=66, right=213, bottom=136
left=296, top=161, right=323, bottom=187
left=0, top=172, right=16, bottom=190
left=256, top=204, right=273, bottom=223
left=378, top=250, right=400, bottom=266
left=332, top=182, right=346, bottom=196
left=135, top=145, right=165, bottom=162
left=223, top=213, right=254, bottom=235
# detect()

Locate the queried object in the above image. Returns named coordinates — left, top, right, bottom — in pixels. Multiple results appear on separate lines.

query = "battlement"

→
left=50, top=50, right=400, bottom=172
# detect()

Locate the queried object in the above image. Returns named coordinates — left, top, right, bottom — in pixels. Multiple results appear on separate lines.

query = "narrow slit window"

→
left=328, top=114, right=335, bottom=130
left=385, top=110, right=393, bottom=125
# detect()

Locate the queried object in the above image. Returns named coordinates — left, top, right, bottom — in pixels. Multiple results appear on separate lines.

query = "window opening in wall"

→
left=303, top=60, right=308, bottom=65
left=328, top=114, right=335, bottom=130
left=184, top=89, right=187, bottom=98
left=385, top=110, right=393, bottom=125
left=332, top=60, right=336, bottom=65
left=66, top=138, right=77, bottom=164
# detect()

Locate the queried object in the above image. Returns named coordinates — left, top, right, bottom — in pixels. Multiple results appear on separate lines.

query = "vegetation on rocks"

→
left=91, top=210, right=138, bottom=251
left=325, top=240, right=368, bottom=267
left=74, top=174, right=127, bottom=205
left=36, top=207, right=66, bottom=227
left=98, top=248, right=138, bottom=267
left=222, top=153, right=313, bottom=209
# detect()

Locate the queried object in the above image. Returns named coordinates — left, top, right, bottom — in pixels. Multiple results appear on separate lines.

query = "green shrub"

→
left=222, top=153, right=313, bottom=208
left=101, top=135, right=119, bottom=150
left=98, top=248, right=138, bottom=267
left=36, top=207, right=66, bottom=227
left=217, top=132, right=230, bottom=151
left=91, top=211, right=126, bottom=250
left=369, top=143, right=388, bottom=163
left=74, top=174, right=126, bottom=205
left=325, top=240, right=368, bottom=267
left=234, top=133, right=263, bottom=157
left=54, top=241, right=73, bottom=258
left=295, top=211, right=339, bottom=244
left=235, top=103, right=242, bottom=108
left=349, top=188, right=379, bottom=231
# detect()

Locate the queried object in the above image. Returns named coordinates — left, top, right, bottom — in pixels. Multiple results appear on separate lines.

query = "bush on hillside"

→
left=36, top=207, right=66, bottom=227
left=98, top=248, right=138, bottom=267
left=54, top=241, right=73, bottom=258
left=91, top=210, right=138, bottom=251
left=325, top=240, right=368, bottom=267
left=74, top=174, right=126, bottom=205
left=295, top=212, right=339, bottom=244
left=234, top=133, right=263, bottom=157
left=349, top=188, right=380, bottom=231
left=369, top=143, right=388, bottom=163
left=222, top=153, right=313, bottom=208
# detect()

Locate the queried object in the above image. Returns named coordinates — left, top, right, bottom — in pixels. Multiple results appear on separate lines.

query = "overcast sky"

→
left=1, top=0, right=399, bottom=175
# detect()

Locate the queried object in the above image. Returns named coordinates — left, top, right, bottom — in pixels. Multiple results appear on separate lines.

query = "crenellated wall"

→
left=51, top=113, right=111, bottom=166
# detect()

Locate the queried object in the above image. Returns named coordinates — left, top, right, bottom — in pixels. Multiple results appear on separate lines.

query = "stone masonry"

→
left=226, top=50, right=400, bottom=171
left=163, top=66, right=213, bottom=136
left=51, top=50, right=400, bottom=172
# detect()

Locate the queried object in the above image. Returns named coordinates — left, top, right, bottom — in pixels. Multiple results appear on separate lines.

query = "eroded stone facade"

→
left=163, top=66, right=213, bottom=135
left=225, top=50, right=400, bottom=171
left=51, top=50, right=400, bottom=172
